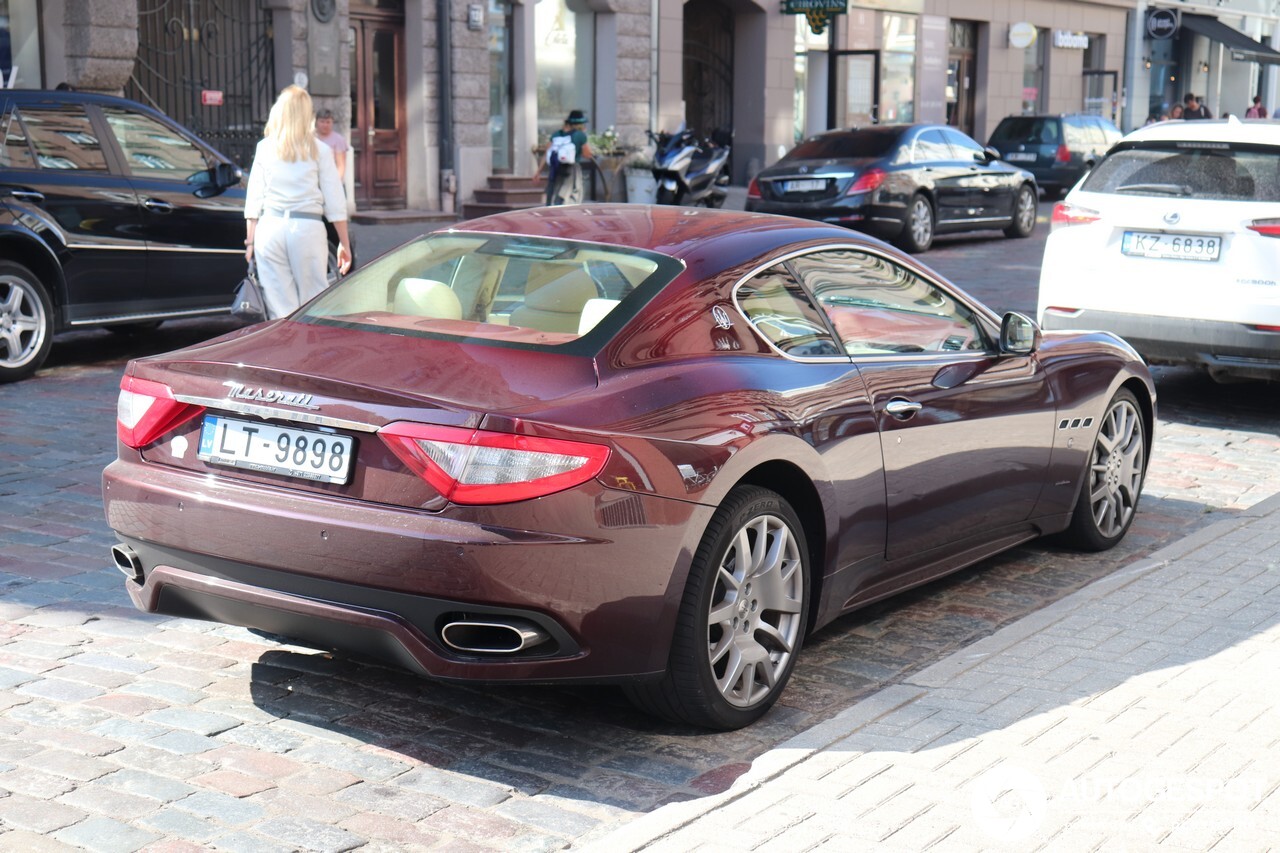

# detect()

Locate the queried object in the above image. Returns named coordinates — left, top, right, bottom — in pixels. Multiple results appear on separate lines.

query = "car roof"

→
left=1119, top=117, right=1280, bottom=146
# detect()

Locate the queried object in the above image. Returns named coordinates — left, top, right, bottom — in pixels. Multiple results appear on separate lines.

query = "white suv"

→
left=1038, top=119, right=1280, bottom=381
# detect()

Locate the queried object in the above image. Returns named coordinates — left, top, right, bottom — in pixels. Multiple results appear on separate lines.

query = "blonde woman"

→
left=244, top=85, right=352, bottom=319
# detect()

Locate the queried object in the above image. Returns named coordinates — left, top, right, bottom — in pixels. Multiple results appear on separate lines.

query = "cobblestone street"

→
left=1, top=208, right=1278, bottom=850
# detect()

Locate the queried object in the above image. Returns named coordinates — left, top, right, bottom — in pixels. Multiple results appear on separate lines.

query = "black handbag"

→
left=231, top=260, right=266, bottom=323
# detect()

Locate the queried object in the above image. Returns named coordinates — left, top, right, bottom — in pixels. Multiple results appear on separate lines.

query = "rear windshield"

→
left=990, top=118, right=1058, bottom=145
left=1080, top=144, right=1280, bottom=201
left=785, top=129, right=903, bottom=161
left=299, top=233, right=683, bottom=351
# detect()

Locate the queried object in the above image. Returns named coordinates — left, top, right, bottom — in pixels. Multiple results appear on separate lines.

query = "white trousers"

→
left=254, top=215, right=328, bottom=319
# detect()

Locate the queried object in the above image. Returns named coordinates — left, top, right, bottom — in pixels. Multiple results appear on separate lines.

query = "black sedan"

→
left=746, top=124, right=1039, bottom=253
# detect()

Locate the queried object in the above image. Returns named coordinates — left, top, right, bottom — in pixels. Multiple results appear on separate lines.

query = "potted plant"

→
left=624, top=153, right=658, bottom=204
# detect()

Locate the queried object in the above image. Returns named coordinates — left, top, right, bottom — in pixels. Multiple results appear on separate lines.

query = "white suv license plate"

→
left=1122, top=231, right=1221, bottom=262
left=198, top=415, right=354, bottom=484
left=783, top=179, right=826, bottom=193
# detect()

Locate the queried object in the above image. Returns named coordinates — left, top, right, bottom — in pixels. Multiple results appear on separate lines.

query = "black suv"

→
left=988, top=114, right=1123, bottom=199
left=0, top=90, right=246, bottom=382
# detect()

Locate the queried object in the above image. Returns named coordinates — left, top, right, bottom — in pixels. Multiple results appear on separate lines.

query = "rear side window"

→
left=19, top=106, right=108, bottom=170
left=1081, top=146, right=1280, bottom=201
left=0, top=104, right=36, bottom=169
left=736, top=265, right=842, bottom=358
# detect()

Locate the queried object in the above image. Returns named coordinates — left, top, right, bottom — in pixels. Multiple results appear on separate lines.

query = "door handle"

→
left=8, top=189, right=44, bottom=203
left=885, top=398, right=923, bottom=420
left=143, top=198, right=175, bottom=213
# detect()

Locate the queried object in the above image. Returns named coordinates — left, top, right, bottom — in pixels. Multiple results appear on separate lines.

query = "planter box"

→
left=625, top=168, right=658, bottom=204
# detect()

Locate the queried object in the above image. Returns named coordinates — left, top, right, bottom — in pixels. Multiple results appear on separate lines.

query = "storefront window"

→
left=535, top=0, right=595, bottom=143
left=881, top=14, right=916, bottom=124
left=1022, top=28, right=1047, bottom=114
left=1, top=0, right=44, bottom=89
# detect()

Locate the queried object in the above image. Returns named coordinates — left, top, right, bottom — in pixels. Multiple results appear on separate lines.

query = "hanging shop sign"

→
left=1146, top=9, right=1180, bottom=40
left=1053, top=31, right=1089, bottom=50
left=782, top=0, right=848, bottom=36
left=1009, top=22, right=1038, bottom=50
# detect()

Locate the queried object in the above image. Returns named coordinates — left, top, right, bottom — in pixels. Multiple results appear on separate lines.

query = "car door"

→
left=99, top=105, right=246, bottom=311
left=789, top=248, right=1056, bottom=565
left=911, top=128, right=970, bottom=225
left=0, top=98, right=146, bottom=323
left=942, top=127, right=1013, bottom=221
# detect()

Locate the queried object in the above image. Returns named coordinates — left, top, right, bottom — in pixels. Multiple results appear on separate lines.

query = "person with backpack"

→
left=1246, top=95, right=1268, bottom=118
left=541, top=109, right=593, bottom=205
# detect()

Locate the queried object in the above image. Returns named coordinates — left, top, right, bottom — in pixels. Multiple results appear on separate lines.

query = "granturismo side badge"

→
left=225, top=381, right=320, bottom=410
left=1164, top=212, right=1181, bottom=225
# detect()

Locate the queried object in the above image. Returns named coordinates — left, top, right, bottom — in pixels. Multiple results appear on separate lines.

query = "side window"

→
left=0, top=104, right=36, bottom=169
left=19, top=106, right=108, bottom=170
left=789, top=250, right=992, bottom=356
left=1062, top=118, right=1089, bottom=147
left=736, top=265, right=842, bottom=358
left=104, top=108, right=211, bottom=179
left=913, top=130, right=952, bottom=163
left=941, top=128, right=985, bottom=163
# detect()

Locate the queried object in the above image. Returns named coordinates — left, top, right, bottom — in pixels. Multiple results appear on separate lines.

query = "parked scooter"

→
left=647, top=125, right=732, bottom=207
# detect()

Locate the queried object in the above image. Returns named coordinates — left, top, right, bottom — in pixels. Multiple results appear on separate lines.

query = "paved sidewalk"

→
left=596, top=492, right=1280, bottom=851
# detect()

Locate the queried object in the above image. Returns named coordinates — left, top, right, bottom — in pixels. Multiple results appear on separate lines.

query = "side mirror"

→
left=213, top=162, right=242, bottom=189
left=982, top=146, right=1001, bottom=163
left=1000, top=311, right=1041, bottom=355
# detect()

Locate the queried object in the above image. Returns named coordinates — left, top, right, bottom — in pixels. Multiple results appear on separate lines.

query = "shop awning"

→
left=1180, top=14, right=1280, bottom=65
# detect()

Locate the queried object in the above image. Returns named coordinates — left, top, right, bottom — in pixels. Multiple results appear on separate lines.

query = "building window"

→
left=535, top=0, right=595, bottom=143
left=1022, top=28, right=1047, bottom=115
left=881, top=14, right=916, bottom=123
left=0, top=0, right=43, bottom=89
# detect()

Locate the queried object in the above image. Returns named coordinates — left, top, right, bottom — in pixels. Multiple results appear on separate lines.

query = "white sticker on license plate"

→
left=783, top=179, right=826, bottom=193
left=1005, top=152, right=1037, bottom=162
left=198, top=415, right=354, bottom=484
left=1121, top=231, right=1221, bottom=262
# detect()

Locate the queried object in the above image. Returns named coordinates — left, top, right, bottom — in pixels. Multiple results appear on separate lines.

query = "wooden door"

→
left=350, top=8, right=406, bottom=209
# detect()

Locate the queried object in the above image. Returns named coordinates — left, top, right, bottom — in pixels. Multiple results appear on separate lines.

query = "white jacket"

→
left=243, top=138, right=346, bottom=222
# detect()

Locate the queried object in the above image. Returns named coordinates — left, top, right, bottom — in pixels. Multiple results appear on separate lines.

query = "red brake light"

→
left=117, top=375, right=204, bottom=448
left=1050, top=202, right=1100, bottom=231
left=1055, top=144, right=1071, bottom=164
left=378, top=423, right=610, bottom=505
left=847, top=168, right=887, bottom=195
left=747, top=178, right=762, bottom=200
left=1247, top=219, right=1280, bottom=237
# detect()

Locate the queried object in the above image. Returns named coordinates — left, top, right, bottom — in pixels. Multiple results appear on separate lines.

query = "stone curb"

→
left=586, top=490, right=1280, bottom=852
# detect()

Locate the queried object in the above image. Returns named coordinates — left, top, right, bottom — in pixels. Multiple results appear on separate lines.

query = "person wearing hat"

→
left=541, top=109, right=593, bottom=205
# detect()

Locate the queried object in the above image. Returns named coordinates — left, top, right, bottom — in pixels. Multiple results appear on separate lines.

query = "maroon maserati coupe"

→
left=103, top=205, right=1153, bottom=730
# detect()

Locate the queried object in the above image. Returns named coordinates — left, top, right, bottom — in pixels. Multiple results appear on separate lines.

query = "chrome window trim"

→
left=172, top=396, right=379, bottom=433
left=65, top=243, right=148, bottom=252
left=730, top=241, right=1001, bottom=364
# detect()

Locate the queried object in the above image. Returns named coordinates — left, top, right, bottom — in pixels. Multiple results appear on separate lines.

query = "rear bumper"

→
left=103, top=458, right=709, bottom=683
left=745, top=198, right=904, bottom=239
left=1042, top=309, right=1280, bottom=378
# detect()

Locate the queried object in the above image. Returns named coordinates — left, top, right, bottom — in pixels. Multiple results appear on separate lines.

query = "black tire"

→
left=897, top=194, right=934, bottom=253
left=0, top=260, right=54, bottom=384
left=624, top=486, right=810, bottom=729
left=1004, top=184, right=1038, bottom=238
left=655, top=186, right=677, bottom=205
left=1060, top=388, right=1147, bottom=551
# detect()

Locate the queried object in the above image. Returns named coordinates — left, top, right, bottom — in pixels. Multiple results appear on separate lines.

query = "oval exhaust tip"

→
left=111, top=544, right=143, bottom=582
left=441, top=620, right=550, bottom=655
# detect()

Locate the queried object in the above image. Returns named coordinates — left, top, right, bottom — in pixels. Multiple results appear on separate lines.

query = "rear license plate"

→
left=783, top=179, right=826, bottom=193
left=1121, top=231, right=1221, bottom=262
left=1005, top=152, right=1037, bottom=162
left=198, top=415, right=354, bottom=484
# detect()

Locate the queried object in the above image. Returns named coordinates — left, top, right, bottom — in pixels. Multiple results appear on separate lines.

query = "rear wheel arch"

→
left=1120, top=377, right=1156, bottom=455
left=736, top=461, right=827, bottom=631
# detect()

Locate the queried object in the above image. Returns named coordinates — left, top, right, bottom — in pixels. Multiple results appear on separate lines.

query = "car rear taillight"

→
left=1055, top=144, right=1071, bottom=164
left=1246, top=219, right=1280, bottom=237
left=1050, top=202, right=1101, bottom=231
left=847, top=168, right=886, bottom=195
left=379, top=423, right=610, bottom=505
left=747, top=178, right=762, bottom=200
left=117, top=375, right=205, bottom=448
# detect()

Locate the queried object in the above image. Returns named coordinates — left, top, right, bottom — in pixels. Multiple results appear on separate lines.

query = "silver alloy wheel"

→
left=1015, top=187, right=1036, bottom=231
left=705, top=512, right=804, bottom=707
left=1088, top=398, right=1145, bottom=538
left=0, top=275, right=47, bottom=370
left=909, top=197, right=933, bottom=247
